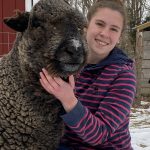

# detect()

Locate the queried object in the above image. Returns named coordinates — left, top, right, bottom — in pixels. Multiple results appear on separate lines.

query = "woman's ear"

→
left=3, top=10, right=30, bottom=32
left=117, top=40, right=120, bottom=44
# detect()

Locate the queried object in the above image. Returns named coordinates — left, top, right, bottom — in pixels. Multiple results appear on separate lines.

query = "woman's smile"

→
left=95, top=39, right=109, bottom=47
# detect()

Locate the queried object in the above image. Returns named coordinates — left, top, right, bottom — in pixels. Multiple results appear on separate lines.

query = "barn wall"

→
left=0, top=0, right=25, bottom=57
left=0, top=0, right=3, bottom=55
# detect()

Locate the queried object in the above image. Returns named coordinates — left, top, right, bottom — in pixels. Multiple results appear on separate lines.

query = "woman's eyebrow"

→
left=95, top=19, right=105, bottom=23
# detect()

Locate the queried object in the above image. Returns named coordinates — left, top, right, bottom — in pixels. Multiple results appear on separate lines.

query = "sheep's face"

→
left=4, top=0, right=87, bottom=79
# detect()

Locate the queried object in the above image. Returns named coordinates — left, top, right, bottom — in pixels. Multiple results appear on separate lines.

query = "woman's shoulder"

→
left=103, top=63, right=136, bottom=81
left=105, top=63, right=134, bottom=73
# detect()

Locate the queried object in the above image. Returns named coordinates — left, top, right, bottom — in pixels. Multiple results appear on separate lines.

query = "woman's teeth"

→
left=96, top=40, right=108, bottom=46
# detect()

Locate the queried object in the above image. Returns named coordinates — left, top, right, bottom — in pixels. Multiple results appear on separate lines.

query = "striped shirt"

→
left=60, top=48, right=136, bottom=150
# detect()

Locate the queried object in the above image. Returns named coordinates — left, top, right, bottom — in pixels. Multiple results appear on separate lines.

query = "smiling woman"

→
left=86, top=7, right=123, bottom=64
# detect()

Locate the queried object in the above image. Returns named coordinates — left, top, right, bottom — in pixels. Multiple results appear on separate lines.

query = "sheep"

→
left=0, top=0, right=87, bottom=149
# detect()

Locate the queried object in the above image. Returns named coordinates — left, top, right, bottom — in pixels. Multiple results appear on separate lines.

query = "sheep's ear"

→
left=3, top=10, right=30, bottom=32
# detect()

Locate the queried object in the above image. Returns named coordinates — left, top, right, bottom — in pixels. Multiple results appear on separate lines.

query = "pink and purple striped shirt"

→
left=60, top=48, right=136, bottom=150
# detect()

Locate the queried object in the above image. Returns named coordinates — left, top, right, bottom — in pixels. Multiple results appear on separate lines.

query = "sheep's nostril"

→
left=66, top=49, right=74, bottom=56
left=65, top=47, right=81, bottom=57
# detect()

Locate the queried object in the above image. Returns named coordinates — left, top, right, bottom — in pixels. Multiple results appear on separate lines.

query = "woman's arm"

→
left=40, top=68, right=136, bottom=146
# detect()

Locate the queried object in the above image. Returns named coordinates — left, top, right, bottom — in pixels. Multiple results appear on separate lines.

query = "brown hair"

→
left=87, top=0, right=127, bottom=32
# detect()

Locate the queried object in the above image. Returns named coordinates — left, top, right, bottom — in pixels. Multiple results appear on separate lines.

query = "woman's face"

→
left=86, top=8, right=123, bottom=63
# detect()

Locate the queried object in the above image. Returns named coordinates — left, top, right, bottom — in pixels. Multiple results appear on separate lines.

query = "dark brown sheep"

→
left=0, top=0, right=87, bottom=149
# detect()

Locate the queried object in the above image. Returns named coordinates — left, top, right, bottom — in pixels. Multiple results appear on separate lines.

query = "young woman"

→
left=40, top=0, right=136, bottom=149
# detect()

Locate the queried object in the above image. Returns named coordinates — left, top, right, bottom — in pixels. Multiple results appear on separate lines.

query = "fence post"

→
left=134, top=29, right=143, bottom=106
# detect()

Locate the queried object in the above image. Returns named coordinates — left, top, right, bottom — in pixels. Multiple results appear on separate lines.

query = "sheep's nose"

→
left=58, top=38, right=84, bottom=58
left=66, top=39, right=83, bottom=55
left=71, top=39, right=82, bottom=50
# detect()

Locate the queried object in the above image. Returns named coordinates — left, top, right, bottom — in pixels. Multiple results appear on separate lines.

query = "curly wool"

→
left=0, top=0, right=87, bottom=149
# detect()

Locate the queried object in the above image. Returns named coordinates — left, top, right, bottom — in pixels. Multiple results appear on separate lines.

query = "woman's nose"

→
left=100, top=27, right=110, bottom=37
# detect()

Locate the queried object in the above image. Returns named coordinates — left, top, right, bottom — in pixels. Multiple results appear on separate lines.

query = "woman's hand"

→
left=39, top=68, right=78, bottom=112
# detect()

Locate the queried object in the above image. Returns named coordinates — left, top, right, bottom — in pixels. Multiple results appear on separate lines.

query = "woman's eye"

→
left=111, top=28, right=119, bottom=32
left=96, top=22, right=104, bottom=27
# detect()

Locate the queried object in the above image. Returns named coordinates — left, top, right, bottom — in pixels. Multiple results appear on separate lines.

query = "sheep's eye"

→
left=31, top=17, right=41, bottom=28
left=32, top=21, right=40, bottom=28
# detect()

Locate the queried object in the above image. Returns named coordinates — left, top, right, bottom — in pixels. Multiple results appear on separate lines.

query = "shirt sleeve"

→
left=61, top=69, right=136, bottom=146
